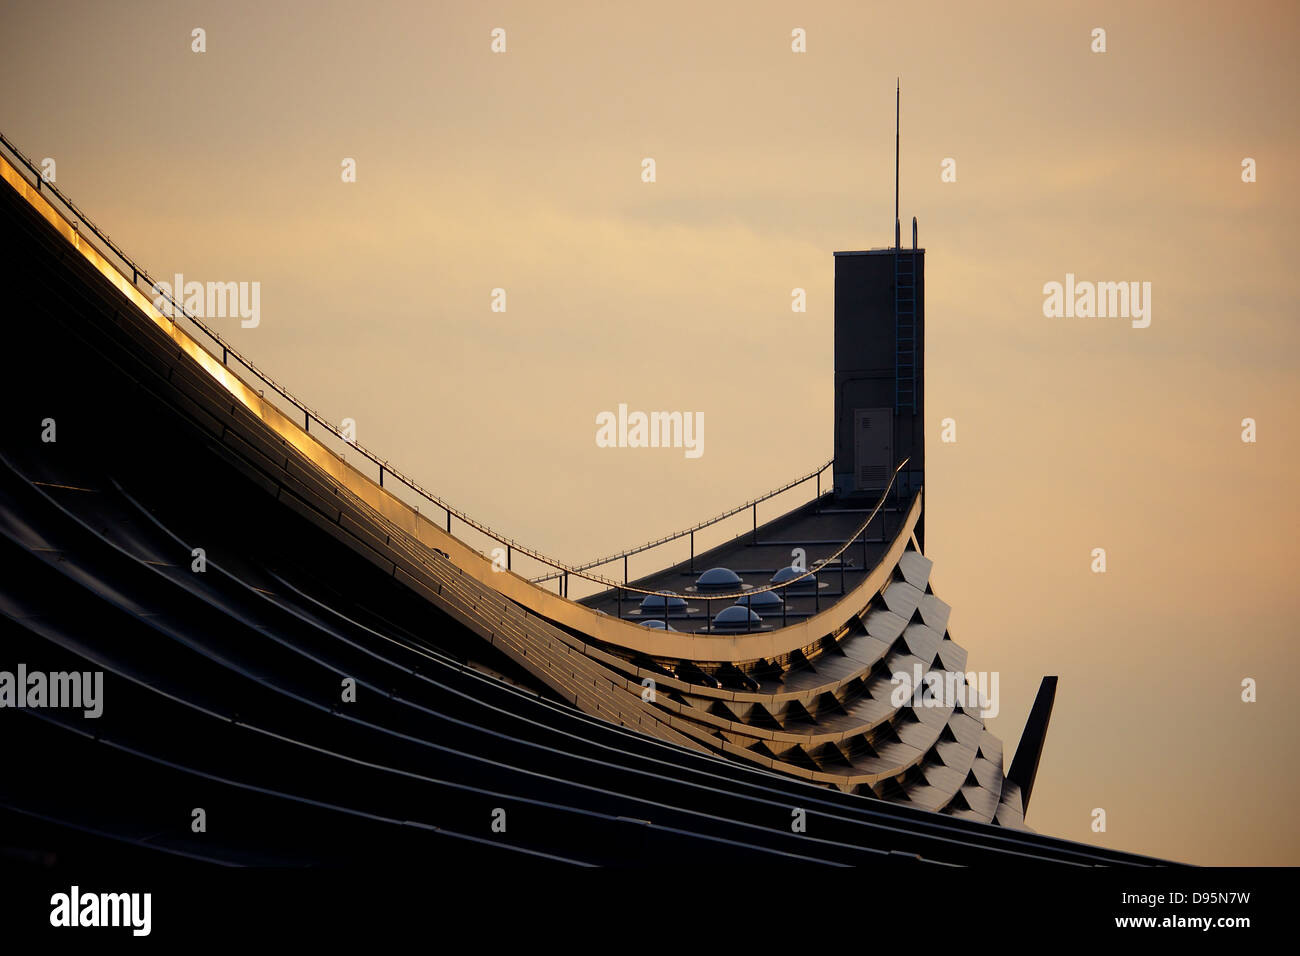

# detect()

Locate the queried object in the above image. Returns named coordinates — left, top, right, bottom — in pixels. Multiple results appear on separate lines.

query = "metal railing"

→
left=0, top=130, right=910, bottom=611
left=530, top=458, right=832, bottom=585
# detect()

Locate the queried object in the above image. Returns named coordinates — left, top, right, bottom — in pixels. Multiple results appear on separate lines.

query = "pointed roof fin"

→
left=1007, top=676, right=1058, bottom=816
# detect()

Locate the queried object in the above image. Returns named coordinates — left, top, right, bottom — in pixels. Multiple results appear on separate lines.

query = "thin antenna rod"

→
left=895, top=79, right=900, bottom=247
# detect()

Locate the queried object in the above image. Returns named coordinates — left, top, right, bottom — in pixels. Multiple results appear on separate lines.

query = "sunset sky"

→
left=3, top=0, right=1297, bottom=865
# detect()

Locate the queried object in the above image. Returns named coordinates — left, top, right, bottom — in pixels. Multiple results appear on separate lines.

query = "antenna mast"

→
left=895, top=79, right=900, bottom=248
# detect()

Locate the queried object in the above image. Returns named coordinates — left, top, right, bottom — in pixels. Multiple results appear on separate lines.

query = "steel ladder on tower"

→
left=894, top=249, right=917, bottom=413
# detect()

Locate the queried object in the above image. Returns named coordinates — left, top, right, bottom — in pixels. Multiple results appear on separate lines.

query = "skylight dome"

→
left=696, top=567, right=742, bottom=590
left=713, top=605, right=761, bottom=627
left=771, top=565, right=817, bottom=589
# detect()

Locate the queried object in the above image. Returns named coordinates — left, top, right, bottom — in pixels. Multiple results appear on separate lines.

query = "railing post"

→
left=379, top=465, right=384, bottom=487
left=689, top=531, right=694, bottom=573
left=446, top=509, right=451, bottom=533
left=752, top=503, right=757, bottom=543
left=623, top=555, right=628, bottom=585
left=506, top=546, right=511, bottom=571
